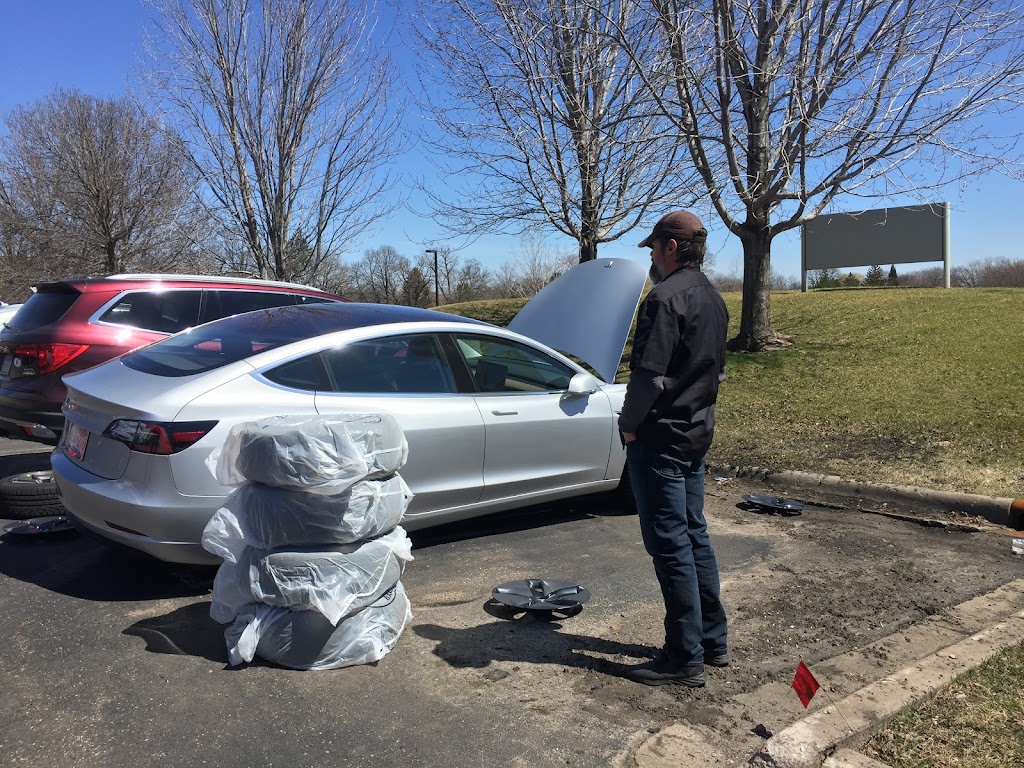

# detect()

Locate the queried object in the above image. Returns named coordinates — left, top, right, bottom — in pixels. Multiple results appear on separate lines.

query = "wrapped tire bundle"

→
left=226, top=582, right=412, bottom=670
left=210, top=527, right=413, bottom=625
left=201, top=475, right=413, bottom=563
left=211, top=414, right=408, bottom=492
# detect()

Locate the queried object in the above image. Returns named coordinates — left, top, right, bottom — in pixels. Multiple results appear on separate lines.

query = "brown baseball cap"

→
left=638, top=210, right=707, bottom=247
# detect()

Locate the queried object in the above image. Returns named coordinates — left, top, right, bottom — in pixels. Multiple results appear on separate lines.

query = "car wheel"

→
left=0, top=469, right=65, bottom=519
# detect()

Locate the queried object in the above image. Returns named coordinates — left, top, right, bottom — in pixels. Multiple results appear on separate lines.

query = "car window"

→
left=296, top=295, right=334, bottom=305
left=98, top=290, right=202, bottom=334
left=5, top=289, right=77, bottom=331
left=205, top=289, right=298, bottom=322
left=322, top=334, right=456, bottom=394
left=121, top=303, right=366, bottom=377
left=263, top=354, right=332, bottom=391
left=453, top=334, right=574, bottom=393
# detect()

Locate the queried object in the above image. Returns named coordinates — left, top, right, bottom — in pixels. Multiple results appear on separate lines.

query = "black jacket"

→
left=619, top=266, right=728, bottom=459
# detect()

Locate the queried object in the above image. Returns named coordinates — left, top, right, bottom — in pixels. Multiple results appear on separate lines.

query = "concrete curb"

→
left=706, top=462, right=1024, bottom=529
left=749, top=608, right=1024, bottom=768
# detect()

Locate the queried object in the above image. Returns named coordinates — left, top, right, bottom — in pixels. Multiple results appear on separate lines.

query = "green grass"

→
left=444, top=287, right=1024, bottom=497
left=863, top=642, right=1024, bottom=768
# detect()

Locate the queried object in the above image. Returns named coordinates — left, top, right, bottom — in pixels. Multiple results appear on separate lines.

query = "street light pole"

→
left=425, top=249, right=439, bottom=306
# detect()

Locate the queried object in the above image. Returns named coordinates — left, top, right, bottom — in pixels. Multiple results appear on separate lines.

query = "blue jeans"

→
left=626, top=439, right=728, bottom=666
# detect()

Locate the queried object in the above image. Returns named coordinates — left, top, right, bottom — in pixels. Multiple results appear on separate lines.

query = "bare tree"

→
left=0, top=89, right=195, bottom=276
left=410, top=247, right=493, bottom=305
left=413, top=0, right=692, bottom=263
left=0, top=221, right=40, bottom=300
left=452, top=258, right=492, bottom=302
left=350, top=245, right=410, bottom=303
left=145, top=0, right=401, bottom=283
left=615, top=0, right=1024, bottom=350
left=312, top=258, right=356, bottom=297
left=487, top=235, right=577, bottom=297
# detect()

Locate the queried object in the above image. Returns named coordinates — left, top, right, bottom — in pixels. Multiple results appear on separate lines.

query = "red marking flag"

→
left=792, top=660, right=820, bottom=708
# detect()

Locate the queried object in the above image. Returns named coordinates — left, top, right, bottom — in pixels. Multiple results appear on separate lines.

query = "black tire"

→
left=0, top=469, right=65, bottom=519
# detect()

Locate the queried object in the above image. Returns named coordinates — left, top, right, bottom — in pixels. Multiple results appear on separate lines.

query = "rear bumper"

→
left=51, top=450, right=223, bottom=565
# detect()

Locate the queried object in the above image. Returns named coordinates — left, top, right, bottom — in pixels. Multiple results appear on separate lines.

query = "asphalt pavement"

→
left=1, top=439, right=1022, bottom=768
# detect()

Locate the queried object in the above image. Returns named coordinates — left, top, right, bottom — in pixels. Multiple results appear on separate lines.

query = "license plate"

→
left=63, top=421, right=89, bottom=462
left=0, top=355, right=10, bottom=376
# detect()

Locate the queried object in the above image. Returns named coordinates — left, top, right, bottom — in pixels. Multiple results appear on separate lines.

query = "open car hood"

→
left=508, top=257, right=648, bottom=383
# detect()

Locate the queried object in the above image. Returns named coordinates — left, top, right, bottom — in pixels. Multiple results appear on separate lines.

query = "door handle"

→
left=491, top=410, right=518, bottom=416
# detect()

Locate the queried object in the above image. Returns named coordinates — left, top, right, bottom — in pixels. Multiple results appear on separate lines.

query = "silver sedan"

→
left=52, top=258, right=648, bottom=564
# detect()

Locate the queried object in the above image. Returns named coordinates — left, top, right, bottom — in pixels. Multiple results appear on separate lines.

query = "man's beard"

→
left=648, top=263, right=663, bottom=284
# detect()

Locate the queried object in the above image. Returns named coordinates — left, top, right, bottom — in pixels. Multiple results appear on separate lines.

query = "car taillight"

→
left=13, top=343, right=90, bottom=374
left=104, top=420, right=218, bottom=455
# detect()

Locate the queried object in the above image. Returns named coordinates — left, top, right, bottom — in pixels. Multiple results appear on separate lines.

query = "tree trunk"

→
left=729, top=222, right=784, bottom=352
left=105, top=240, right=118, bottom=275
left=578, top=232, right=597, bottom=263
left=578, top=161, right=598, bottom=262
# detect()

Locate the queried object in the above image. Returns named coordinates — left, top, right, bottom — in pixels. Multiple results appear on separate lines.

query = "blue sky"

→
left=2, top=0, right=1022, bottom=281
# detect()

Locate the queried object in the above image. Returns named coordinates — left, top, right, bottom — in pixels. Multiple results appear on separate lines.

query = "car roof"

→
left=209, top=301, right=492, bottom=336
left=34, top=274, right=331, bottom=294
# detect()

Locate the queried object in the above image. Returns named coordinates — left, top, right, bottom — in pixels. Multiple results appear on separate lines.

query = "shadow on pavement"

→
left=0, top=528, right=215, bottom=601
left=123, top=601, right=229, bottom=664
left=414, top=605, right=657, bottom=680
left=409, top=495, right=623, bottom=550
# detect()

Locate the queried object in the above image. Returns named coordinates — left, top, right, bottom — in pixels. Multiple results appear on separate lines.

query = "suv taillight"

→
left=12, top=343, right=90, bottom=374
left=104, top=420, right=218, bottom=455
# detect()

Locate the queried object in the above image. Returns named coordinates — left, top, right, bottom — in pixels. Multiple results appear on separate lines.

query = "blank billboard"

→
left=802, top=203, right=948, bottom=270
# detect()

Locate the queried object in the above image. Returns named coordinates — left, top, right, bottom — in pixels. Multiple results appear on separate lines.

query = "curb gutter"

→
left=706, top=462, right=1024, bottom=529
left=749, top=609, right=1024, bottom=768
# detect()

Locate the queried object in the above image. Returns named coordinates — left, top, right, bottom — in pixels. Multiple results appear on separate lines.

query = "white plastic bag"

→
left=201, top=475, right=413, bottom=563
left=210, top=527, right=413, bottom=625
left=210, top=414, right=408, bottom=492
left=225, top=582, right=412, bottom=670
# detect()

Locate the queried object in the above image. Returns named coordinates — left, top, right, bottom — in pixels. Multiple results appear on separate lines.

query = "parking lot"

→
left=1, top=441, right=1022, bottom=768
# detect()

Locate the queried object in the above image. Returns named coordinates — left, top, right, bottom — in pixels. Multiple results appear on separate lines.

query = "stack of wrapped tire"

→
left=201, top=414, right=414, bottom=670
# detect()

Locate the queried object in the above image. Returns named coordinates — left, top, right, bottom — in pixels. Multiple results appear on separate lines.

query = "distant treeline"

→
left=708, top=257, right=1024, bottom=293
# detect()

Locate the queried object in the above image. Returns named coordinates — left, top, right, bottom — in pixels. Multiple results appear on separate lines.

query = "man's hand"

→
left=621, top=431, right=637, bottom=444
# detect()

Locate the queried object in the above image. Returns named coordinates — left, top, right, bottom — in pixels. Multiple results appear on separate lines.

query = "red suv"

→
left=0, top=274, right=347, bottom=442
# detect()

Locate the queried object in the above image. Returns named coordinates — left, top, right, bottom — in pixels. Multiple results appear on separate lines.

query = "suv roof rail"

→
left=103, top=273, right=327, bottom=292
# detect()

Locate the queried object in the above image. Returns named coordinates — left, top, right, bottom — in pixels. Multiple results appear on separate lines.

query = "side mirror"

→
left=566, top=372, right=600, bottom=396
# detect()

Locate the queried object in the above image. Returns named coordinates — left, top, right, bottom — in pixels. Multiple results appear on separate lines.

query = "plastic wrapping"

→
left=225, top=582, right=412, bottom=670
left=201, top=475, right=413, bottom=563
left=210, top=414, right=408, bottom=492
left=210, top=527, right=413, bottom=625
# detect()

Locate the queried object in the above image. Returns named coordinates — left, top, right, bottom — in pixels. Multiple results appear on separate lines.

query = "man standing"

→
left=618, top=210, right=730, bottom=687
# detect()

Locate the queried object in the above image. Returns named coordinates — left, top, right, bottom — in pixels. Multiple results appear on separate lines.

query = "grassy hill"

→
left=445, top=287, right=1024, bottom=498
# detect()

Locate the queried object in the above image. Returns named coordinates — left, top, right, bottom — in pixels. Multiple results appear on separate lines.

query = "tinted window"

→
left=453, top=334, right=574, bottom=393
left=98, top=290, right=202, bottom=334
left=6, top=289, right=78, bottom=331
left=204, top=289, right=297, bottom=322
left=263, top=354, right=332, bottom=391
left=323, top=334, right=456, bottom=394
left=121, top=303, right=364, bottom=377
left=297, top=295, right=334, bottom=305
